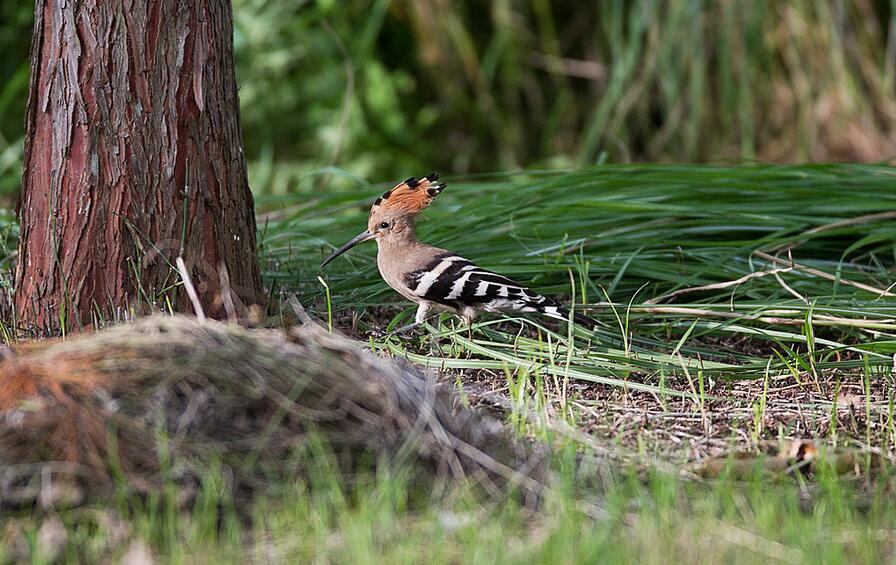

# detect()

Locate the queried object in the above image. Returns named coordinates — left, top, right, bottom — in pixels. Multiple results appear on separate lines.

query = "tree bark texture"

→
left=16, top=0, right=264, bottom=333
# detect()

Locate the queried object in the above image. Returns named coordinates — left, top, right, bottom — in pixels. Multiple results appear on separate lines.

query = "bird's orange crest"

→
left=369, top=172, right=445, bottom=218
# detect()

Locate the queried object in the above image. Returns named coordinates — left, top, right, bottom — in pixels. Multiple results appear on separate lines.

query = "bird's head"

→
left=320, top=172, right=446, bottom=267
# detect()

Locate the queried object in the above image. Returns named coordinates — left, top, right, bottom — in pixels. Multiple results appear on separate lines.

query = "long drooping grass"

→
left=266, top=165, right=895, bottom=372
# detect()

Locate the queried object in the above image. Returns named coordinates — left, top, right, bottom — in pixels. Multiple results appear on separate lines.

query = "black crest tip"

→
left=425, top=171, right=440, bottom=181
left=404, top=177, right=420, bottom=188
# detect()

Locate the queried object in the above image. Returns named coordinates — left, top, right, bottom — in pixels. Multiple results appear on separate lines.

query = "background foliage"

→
left=1, top=1, right=895, bottom=198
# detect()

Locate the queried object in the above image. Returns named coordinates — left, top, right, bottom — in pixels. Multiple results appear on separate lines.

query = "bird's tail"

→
left=539, top=302, right=598, bottom=328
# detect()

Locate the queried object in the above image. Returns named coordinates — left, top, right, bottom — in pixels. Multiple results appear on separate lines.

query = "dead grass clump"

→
left=0, top=316, right=547, bottom=509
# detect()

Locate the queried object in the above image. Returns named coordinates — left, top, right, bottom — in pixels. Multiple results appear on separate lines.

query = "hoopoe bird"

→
left=320, top=173, right=595, bottom=331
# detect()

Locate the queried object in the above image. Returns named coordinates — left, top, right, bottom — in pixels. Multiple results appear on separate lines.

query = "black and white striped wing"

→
left=404, top=253, right=568, bottom=320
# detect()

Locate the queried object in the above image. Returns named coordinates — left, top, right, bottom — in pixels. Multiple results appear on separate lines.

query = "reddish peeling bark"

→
left=16, top=0, right=264, bottom=333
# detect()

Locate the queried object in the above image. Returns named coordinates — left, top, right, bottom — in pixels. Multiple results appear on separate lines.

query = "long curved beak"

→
left=320, top=230, right=376, bottom=268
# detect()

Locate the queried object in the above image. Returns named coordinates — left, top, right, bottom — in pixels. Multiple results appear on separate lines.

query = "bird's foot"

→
left=395, top=321, right=421, bottom=336
left=375, top=321, right=423, bottom=339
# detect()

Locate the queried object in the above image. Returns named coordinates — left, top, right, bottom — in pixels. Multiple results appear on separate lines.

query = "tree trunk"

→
left=15, top=0, right=264, bottom=334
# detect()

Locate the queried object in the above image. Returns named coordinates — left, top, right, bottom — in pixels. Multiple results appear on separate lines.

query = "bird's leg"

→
left=416, top=302, right=433, bottom=325
left=460, top=307, right=476, bottom=340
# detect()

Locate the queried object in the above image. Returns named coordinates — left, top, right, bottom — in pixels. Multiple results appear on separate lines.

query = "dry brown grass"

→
left=0, top=316, right=549, bottom=510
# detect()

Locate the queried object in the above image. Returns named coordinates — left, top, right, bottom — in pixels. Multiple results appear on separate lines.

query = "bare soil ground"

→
left=345, top=307, right=896, bottom=467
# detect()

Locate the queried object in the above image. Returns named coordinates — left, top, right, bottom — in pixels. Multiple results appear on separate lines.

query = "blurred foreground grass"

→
left=7, top=455, right=896, bottom=562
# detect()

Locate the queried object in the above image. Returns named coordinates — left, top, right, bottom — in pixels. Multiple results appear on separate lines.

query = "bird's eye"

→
left=379, top=221, right=391, bottom=230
